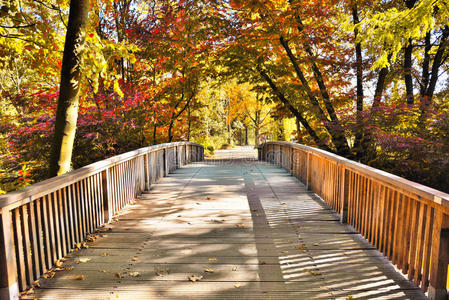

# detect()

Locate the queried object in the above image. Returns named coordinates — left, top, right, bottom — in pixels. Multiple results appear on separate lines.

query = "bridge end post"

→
left=428, top=210, right=449, bottom=300
left=0, top=211, right=19, bottom=300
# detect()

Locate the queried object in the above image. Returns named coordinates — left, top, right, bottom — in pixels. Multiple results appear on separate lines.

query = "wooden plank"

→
left=41, top=195, right=52, bottom=270
left=0, top=210, right=19, bottom=300
left=20, top=205, right=33, bottom=286
left=27, top=202, right=39, bottom=280
left=66, top=185, right=76, bottom=249
left=12, top=208, right=26, bottom=291
left=34, top=198, right=46, bottom=274
left=46, top=194, right=57, bottom=266
left=413, top=203, right=426, bottom=286
left=421, top=206, right=434, bottom=291
left=428, top=211, right=449, bottom=300
left=57, top=189, right=67, bottom=257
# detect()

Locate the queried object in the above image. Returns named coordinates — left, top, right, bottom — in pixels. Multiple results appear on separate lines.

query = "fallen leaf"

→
left=313, top=243, right=319, bottom=246
left=99, top=270, right=108, bottom=273
left=281, top=250, right=288, bottom=254
left=79, top=258, right=91, bottom=263
left=259, top=261, right=266, bottom=265
left=129, top=272, right=140, bottom=277
left=281, top=203, right=286, bottom=205
left=115, top=272, right=123, bottom=278
left=131, top=257, right=139, bottom=261
left=32, top=280, right=40, bottom=288
left=64, top=267, right=74, bottom=271
left=43, top=271, right=55, bottom=279
left=206, top=197, right=211, bottom=200
left=232, top=266, right=238, bottom=271
left=234, top=283, right=242, bottom=288
left=188, top=275, right=203, bottom=282
left=204, top=268, right=214, bottom=273
left=310, top=270, right=321, bottom=276
left=75, top=275, right=84, bottom=280
left=101, top=252, right=109, bottom=257
left=297, top=246, right=307, bottom=250
left=208, top=258, right=217, bottom=261
left=236, top=224, right=244, bottom=228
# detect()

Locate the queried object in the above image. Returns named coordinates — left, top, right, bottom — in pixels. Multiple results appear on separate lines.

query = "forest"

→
left=0, top=0, right=448, bottom=193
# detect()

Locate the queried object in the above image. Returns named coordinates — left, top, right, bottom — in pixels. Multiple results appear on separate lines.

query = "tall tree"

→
left=49, top=0, right=90, bottom=176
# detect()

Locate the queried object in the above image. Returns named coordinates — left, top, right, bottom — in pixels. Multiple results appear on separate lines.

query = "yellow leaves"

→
left=78, top=258, right=91, bottom=263
left=43, top=271, right=55, bottom=279
left=188, top=274, right=203, bottom=282
left=208, top=258, right=217, bottom=261
left=75, top=275, right=84, bottom=280
left=75, top=242, right=88, bottom=250
left=204, top=268, right=215, bottom=273
left=129, top=272, right=141, bottom=277
left=234, top=283, right=242, bottom=288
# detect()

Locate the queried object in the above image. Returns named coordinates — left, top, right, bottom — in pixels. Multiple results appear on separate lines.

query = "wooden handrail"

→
left=0, top=142, right=204, bottom=299
left=258, top=141, right=449, bottom=300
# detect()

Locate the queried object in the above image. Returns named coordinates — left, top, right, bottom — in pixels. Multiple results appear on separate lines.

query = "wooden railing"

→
left=0, top=142, right=204, bottom=299
left=258, top=141, right=449, bottom=300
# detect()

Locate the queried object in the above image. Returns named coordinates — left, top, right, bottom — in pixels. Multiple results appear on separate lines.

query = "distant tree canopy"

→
left=1, top=0, right=449, bottom=192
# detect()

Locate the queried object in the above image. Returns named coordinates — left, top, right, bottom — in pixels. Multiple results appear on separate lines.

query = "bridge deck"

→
left=25, top=147, right=426, bottom=299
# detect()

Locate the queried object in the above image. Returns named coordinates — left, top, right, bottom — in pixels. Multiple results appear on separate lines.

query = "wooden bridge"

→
left=0, top=142, right=448, bottom=299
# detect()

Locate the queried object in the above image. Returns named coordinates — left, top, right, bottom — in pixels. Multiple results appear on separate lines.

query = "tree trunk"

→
left=352, top=6, right=364, bottom=157
left=187, top=105, right=191, bottom=142
left=245, top=126, right=248, bottom=145
left=49, top=0, right=90, bottom=177
left=404, top=40, right=414, bottom=105
left=254, top=126, right=259, bottom=146
left=153, top=124, right=157, bottom=145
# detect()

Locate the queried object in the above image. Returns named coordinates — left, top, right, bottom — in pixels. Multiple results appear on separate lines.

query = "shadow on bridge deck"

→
left=24, top=146, right=426, bottom=299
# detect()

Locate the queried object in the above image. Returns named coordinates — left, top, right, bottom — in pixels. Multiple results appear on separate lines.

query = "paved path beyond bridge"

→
left=25, top=146, right=426, bottom=299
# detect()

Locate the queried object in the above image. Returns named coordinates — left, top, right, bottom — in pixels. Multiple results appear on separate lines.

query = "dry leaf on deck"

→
left=75, top=275, right=84, bottom=280
left=234, top=283, right=242, bottom=288
left=204, top=268, right=214, bottom=273
left=129, top=272, right=140, bottom=277
left=115, top=272, right=123, bottom=278
left=188, top=275, right=203, bottom=282
left=79, top=258, right=91, bottom=263
left=232, top=266, right=237, bottom=271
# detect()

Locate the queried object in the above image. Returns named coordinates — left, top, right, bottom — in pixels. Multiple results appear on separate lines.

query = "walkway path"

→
left=26, top=146, right=426, bottom=299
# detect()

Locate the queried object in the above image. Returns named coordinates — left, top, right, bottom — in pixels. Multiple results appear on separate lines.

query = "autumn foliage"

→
left=1, top=0, right=449, bottom=193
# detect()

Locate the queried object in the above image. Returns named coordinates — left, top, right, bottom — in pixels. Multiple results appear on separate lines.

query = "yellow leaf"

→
left=204, top=268, right=214, bottom=273
left=129, top=272, right=140, bottom=277
left=75, top=275, right=84, bottom=280
left=188, top=274, right=203, bottom=282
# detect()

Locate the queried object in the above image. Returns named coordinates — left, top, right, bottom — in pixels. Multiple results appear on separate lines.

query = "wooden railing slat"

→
left=0, top=142, right=203, bottom=299
left=258, top=141, right=449, bottom=299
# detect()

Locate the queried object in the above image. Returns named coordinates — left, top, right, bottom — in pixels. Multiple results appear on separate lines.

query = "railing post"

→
left=144, top=154, right=150, bottom=191
left=306, top=151, right=312, bottom=190
left=0, top=210, right=19, bottom=300
left=101, top=170, right=112, bottom=224
left=429, top=209, right=449, bottom=300
left=339, top=167, right=349, bottom=223
left=163, top=148, right=168, bottom=176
